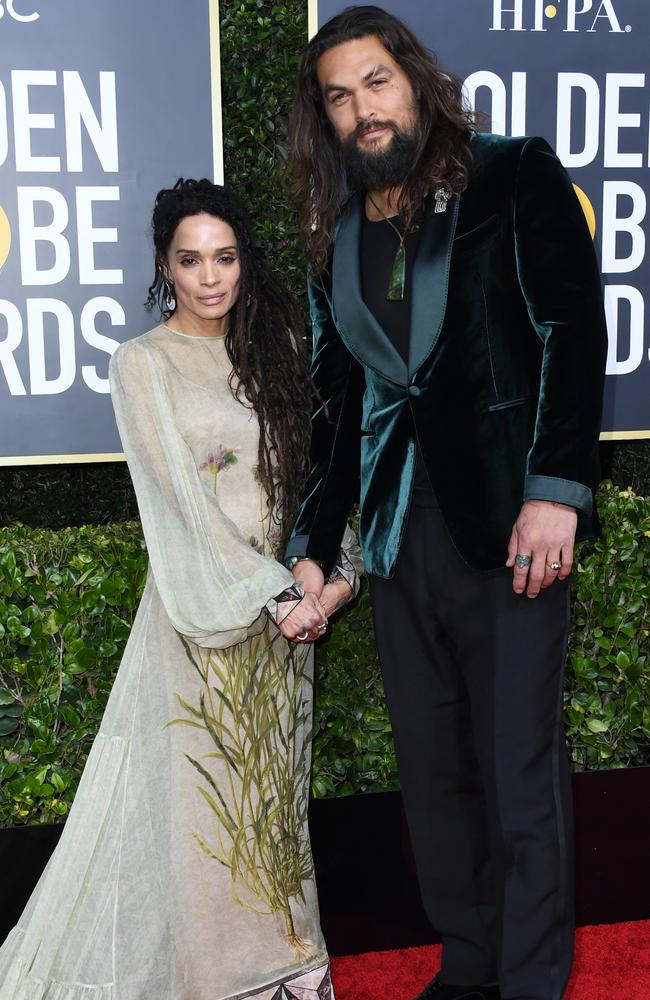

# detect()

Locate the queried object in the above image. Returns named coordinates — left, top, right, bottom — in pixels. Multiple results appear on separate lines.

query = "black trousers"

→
left=369, top=497, right=574, bottom=1000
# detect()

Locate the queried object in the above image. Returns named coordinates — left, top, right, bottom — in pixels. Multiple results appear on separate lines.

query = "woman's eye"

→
left=218, top=255, right=237, bottom=265
left=180, top=257, right=197, bottom=266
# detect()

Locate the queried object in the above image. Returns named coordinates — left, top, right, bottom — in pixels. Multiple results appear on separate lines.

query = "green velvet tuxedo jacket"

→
left=286, top=133, right=608, bottom=577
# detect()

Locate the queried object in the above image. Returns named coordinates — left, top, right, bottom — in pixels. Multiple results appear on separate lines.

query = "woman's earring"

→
left=164, top=280, right=176, bottom=311
left=245, top=292, right=252, bottom=307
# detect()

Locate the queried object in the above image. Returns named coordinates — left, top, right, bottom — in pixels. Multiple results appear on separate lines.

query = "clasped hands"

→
left=279, top=561, right=351, bottom=643
left=506, top=499, right=577, bottom=598
left=278, top=499, right=576, bottom=636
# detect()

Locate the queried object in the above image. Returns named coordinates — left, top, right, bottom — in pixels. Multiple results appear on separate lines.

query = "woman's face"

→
left=164, top=212, right=241, bottom=335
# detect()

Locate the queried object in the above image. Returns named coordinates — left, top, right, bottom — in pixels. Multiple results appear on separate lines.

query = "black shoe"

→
left=411, top=976, right=501, bottom=1000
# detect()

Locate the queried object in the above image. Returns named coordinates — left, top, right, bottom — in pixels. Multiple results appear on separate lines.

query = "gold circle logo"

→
left=545, top=4, right=558, bottom=17
left=0, top=205, right=12, bottom=269
left=573, top=184, right=596, bottom=240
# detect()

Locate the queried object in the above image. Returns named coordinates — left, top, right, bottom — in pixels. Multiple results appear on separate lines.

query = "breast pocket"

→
left=488, top=396, right=531, bottom=413
left=452, top=213, right=501, bottom=257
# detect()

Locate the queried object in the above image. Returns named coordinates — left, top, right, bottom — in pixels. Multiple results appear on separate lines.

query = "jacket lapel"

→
left=332, top=196, right=408, bottom=386
left=408, top=194, right=459, bottom=375
left=331, top=191, right=460, bottom=383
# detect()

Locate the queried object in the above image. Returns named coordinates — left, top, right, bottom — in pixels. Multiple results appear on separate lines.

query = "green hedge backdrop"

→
left=1, top=482, right=649, bottom=827
left=1, top=0, right=649, bottom=828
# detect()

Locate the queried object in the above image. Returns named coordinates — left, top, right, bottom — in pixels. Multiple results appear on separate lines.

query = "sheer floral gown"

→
left=0, top=324, right=360, bottom=1000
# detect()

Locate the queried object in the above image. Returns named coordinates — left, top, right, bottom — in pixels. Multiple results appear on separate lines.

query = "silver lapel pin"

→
left=434, top=188, right=451, bottom=214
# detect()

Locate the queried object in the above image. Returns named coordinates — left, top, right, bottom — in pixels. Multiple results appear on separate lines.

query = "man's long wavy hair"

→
left=145, top=179, right=312, bottom=551
left=290, top=5, right=476, bottom=274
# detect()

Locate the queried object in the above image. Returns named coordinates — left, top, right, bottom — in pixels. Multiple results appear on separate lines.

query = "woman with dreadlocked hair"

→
left=0, top=180, right=361, bottom=1000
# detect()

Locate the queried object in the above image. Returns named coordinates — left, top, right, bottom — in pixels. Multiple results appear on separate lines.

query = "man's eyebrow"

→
left=362, top=63, right=393, bottom=83
left=323, top=81, right=347, bottom=95
left=323, top=63, right=393, bottom=95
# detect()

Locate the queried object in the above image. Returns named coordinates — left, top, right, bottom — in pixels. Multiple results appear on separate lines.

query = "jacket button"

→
left=408, top=385, right=421, bottom=397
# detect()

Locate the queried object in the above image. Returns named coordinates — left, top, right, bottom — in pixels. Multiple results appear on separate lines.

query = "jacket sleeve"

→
left=285, top=269, right=365, bottom=574
left=514, top=136, right=607, bottom=515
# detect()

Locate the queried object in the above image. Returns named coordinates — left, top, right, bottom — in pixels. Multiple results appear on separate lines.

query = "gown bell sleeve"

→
left=109, top=340, right=295, bottom=649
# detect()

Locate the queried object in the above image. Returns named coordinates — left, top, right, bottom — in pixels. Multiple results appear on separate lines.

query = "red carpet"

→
left=331, top=920, right=650, bottom=999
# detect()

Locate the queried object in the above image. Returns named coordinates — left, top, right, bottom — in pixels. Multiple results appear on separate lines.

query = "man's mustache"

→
left=351, top=119, right=398, bottom=141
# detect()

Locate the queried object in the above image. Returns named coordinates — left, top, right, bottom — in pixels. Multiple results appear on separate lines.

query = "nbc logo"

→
left=490, top=0, right=631, bottom=32
left=0, top=0, right=39, bottom=22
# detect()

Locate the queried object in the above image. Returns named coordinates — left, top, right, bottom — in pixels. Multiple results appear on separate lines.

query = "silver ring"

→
left=515, top=553, right=533, bottom=569
left=317, top=623, right=327, bottom=631
left=547, top=560, right=561, bottom=571
left=296, top=632, right=309, bottom=641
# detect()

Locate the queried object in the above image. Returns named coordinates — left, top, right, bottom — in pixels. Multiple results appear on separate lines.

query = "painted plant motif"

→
left=251, top=464, right=284, bottom=556
left=169, top=629, right=315, bottom=955
left=200, top=444, right=239, bottom=492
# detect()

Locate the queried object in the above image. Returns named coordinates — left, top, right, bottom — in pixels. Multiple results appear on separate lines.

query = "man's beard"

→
left=341, top=118, right=420, bottom=192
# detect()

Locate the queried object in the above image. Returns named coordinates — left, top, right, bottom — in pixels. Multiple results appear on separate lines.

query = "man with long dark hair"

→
left=282, top=6, right=607, bottom=999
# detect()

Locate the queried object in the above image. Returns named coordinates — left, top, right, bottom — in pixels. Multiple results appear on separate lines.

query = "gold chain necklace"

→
left=366, top=188, right=452, bottom=301
left=366, top=192, right=408, bottom=301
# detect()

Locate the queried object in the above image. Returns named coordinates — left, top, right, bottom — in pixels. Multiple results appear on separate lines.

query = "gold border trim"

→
left=600, top=430, right=650, bottom=441
left=0, top=453, right=125, bottom=467
left=308, top=0, right=318, bottom=38
left=3, top=428, right=648, bottom=467
left=209, top=0, right=225, bottom=184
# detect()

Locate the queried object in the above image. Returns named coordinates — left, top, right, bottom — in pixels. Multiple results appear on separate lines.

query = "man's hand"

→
left=506, top=499, right=577, bottom=598
left=320, top=577, right=353, bottom=617
left=291, top=559, right=325, bottom=599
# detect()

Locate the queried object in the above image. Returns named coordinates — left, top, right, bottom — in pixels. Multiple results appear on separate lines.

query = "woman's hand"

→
left=278, top=592, right=328, bottom=643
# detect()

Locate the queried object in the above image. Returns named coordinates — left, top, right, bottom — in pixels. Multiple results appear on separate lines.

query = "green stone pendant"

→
left=387, top=242, right=406, bottom=301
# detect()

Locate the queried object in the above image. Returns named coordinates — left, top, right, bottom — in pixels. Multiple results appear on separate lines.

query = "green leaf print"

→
left=168, top=627, right=315, bottom=956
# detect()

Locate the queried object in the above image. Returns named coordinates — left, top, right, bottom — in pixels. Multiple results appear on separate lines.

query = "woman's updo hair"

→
left=145, top=178, right=314, bottom=550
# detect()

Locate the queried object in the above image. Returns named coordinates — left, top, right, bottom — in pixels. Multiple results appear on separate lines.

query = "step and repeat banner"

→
left=0, top=0, right=222, bottom=463
left=312, top=0, right=649, bottom=439
left=1, top=0, right=647, bottom=462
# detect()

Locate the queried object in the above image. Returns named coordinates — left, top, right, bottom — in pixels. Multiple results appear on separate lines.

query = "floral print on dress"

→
left=266, top=524, right=283, bottom=557
left=201, top=445, right=239, bottom=492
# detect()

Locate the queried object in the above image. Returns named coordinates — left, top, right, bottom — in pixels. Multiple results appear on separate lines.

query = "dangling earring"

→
left=163, top=279, right=176, bottom=311
left=245, top=292, right=252, bottom=308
